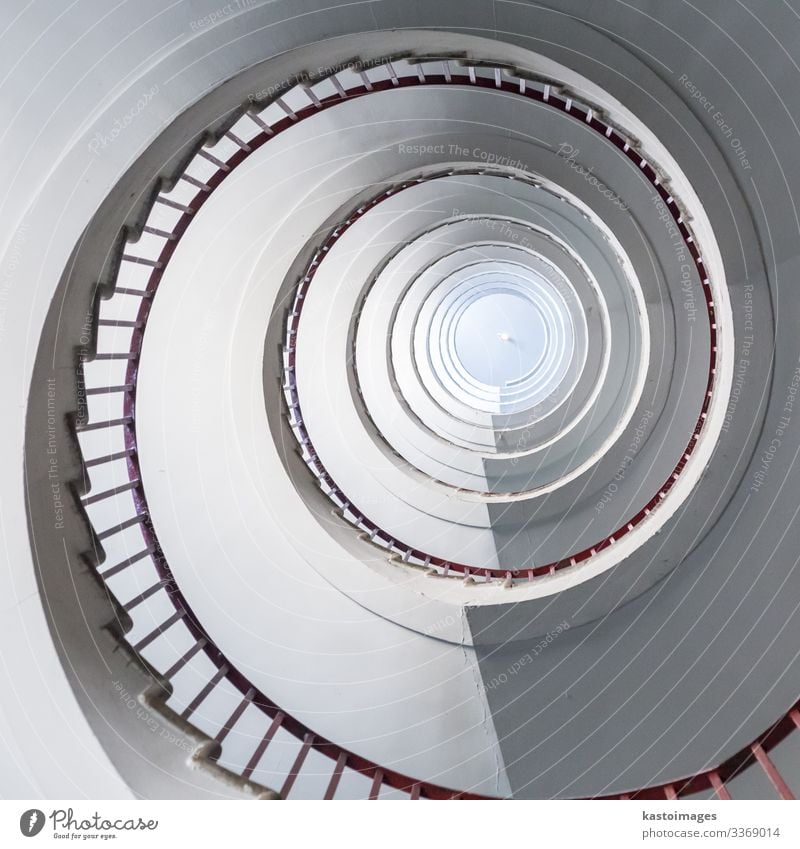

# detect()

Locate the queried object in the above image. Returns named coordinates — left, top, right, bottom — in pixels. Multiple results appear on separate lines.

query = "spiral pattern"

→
left=14, top=7, right=800, bottom=803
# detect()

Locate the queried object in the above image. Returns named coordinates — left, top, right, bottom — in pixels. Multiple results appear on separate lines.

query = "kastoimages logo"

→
left=19, top=809, right=45, bottom=837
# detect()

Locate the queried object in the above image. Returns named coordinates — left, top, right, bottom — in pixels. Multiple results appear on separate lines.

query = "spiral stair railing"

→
left=71, top=54, right=800, bottom=800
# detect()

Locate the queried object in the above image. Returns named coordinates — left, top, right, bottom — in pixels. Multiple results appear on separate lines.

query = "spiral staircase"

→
left=5, top=1, right=800, bottom=800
